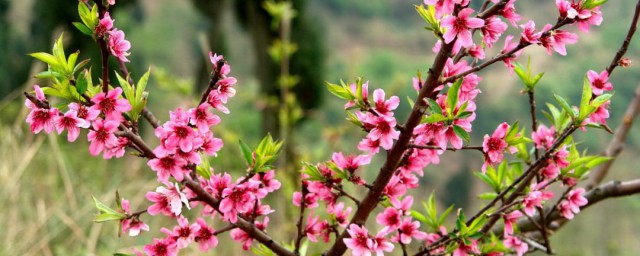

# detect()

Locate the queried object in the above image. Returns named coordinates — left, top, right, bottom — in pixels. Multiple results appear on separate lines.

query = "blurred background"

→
left=1, top=0, right=640, bottom=255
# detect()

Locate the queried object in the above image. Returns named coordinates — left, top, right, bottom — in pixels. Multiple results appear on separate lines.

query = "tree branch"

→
left=605, top=0, right=640, bottom=75
left=495, top=179, right=640, bottom=235
left=182, top=176, right=295, bottom=256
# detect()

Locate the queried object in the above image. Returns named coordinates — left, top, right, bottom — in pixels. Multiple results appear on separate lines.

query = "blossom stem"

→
left=294, top=180, right=307, bottom=255
left=199, top=59, right=226, bottom=106
left=213, top=224, right=236, bottom=236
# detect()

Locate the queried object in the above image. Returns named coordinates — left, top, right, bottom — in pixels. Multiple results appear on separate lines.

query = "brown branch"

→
left=587, top=84, right=640, bottom=189
left=199, top=59, right=226, bottom=106
left=325, top=38, right=455, bottom=256
left=605, top=0, right=640, bottom=75
left=442, top=19, right=572, bottom=85
left=294, top=180, right=307, bottom=255
left=528, top=90, right=540, bottom=160
left=213, top=224, right=237, bottom=236
left=496, top=179, right=640, bottom=235
left=182, top=176, right=295, bottom=256
left=409, top=144, right=484, bottom=152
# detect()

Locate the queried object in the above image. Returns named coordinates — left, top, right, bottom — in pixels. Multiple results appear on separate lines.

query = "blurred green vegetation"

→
left=1, top=0, right=640, bottom=255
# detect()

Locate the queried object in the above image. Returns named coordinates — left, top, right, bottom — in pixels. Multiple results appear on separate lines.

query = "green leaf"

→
left=478, top=192, right=498, bottom=200
left=29, top=52, right=60, bottom=67
left=239, top=140, right=253, bottom=167
left=452, top=125, right=470, bottom=142
left=406, top=96, right=415, bottom=109
left=446, top=78, right=462, bottom=116
left=422, top=113, right=449, bottom=124
left=579, top=77, right=593, bottom=121
left=76, top=71, right=88, bottom=95
left=426, top=98, right=443, bottom=115
left=73, top=21, right=93, bottom=36
left=553, top=94, right=576, bottom=119
left=94, top=212, right=125, bottom=223
left=591, top=93, right=613, bottom=109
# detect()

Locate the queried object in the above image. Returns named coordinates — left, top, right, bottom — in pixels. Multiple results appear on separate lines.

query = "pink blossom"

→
left=230, top=218, right=268, bottom=250
left=103, top=136, right=129, bottom=159
left=107, top=0, right=115, bottom=5
left=161, top=216, right=200, bottom=249
left=504, top=235, right=528, bottom=256
left=158, top=108, right=203, bottom=153
left=501, top=35, right=522, bottom=71
left=200, top=132, right=224, bottom=156
left=557, top=0, right=580, bottom=19
left=442, top=58, right=471, bottom=79
left=373, top=89, right=399, bottom=116
left=219, top=181, right=259, bottom=223
left=216, top=77, right=237, bottom=101
left=585, top=101, right=610, bottom=125
left=96, top=12, right=114, bottom=36
left=482, top=122, right=511, bottom=171
left=482, top=16, right=508, bottom=48
left=441, top=8, right=485, bottom=50
left=207, top=90, right=230, bottom=114
left=344, top=81, right=370, bottom=109
left=393, top=218, right=427, bottom=244
left=209, top=52, right=230, bottom=76
left=292, top=191, right=319, bottom=209
left=365, top=114, right=400, bottom=150
left=146, top=183, right=190, bottom=216
left=423, top=0, right=455, bottom=18
left=143, top=238, right=178, bottom=256
left=503, top=211, right=523, bottom=236
left=576, top=6, right=603, bottom=32
left=108, top=29, right=131, bottom=62
left=25, top=86, right=58, bottom=134
left=522, top=189, right=554, bottom=216
left=468, top=44, right=485, bottom=60
left=532, top=124, right=555, bottom=149
left=87, top=119, right=119, bottom=156
left=358, top=137, right=381, bottom=154
left=498, top=0, right=521, bottom=27
left=520, top=20, right=542, bottom=44
left=194, top=218, right=219, bottom=251
left=120, top=198, right=149, bottom=236
left=189, top=103, right=221, bottom=131
left=332, top=152, right=371, bottom=174
left=147, top=148, right=188, bottom=183
left=90, top=87, right=131, bottom=121
left=559, top=188, right=588, bottom=219
left=377, top=207, right=402, bottom=230
left=540, top=24, right=579, bottom=56
left=329, top=202, right=352, bottom=227
left=383, top=175, right=408, bottom=199
left=55, top=110, right=90, bottom=142
left=453, top=239, right=480, bottom=256
left=371, top=231, right=394, bottom=255
left=587, top=70, right=613, bottom=95
left=69, top=102, right=99, bottom=121
left=305, top=214, right=329, bottom=242
left=251, top=170, right=281, bottom=193
left=344, top=224, right=373, bottom=256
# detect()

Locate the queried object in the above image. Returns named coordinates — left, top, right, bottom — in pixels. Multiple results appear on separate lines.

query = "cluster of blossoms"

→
left=23, top=0, right=623, bottom=255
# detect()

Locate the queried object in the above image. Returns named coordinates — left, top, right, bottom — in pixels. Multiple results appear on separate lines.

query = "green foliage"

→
left=415, top=4, right=443, bottom=37
left=513, top=58, right=544, bottom=91
left=92, top=196, right=125, bottom=223
left=239, top=134, right=283, bottom=173
left=411, top=192, right=454, bottom=231
left=115, top=69, right=150, bottom=122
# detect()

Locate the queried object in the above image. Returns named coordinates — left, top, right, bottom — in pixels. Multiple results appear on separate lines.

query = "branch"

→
left=496, top=179, right=640, bottom=235
left=199, top=59, right=226, bottom=106
left=182, top=176, right=295, bottom=256
left=605, top=0, right=640, bottom=75
left=325, top=37, right=455, bottom=256
left=409, top=144, right=484, bottom=152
